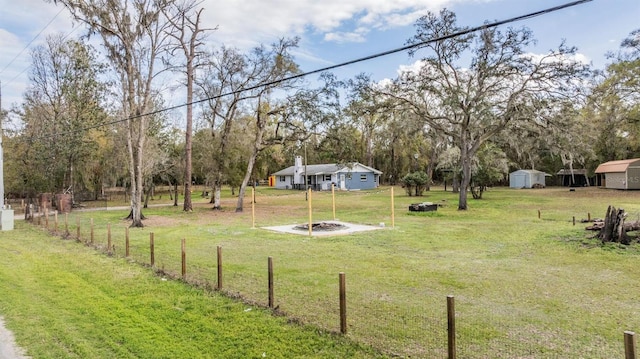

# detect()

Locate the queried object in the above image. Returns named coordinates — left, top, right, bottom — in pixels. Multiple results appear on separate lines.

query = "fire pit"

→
left=293, top=222, right=347, bottom=232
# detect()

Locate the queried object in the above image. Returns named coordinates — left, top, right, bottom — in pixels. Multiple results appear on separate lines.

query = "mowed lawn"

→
left=2, top=186, right=640, bottom=358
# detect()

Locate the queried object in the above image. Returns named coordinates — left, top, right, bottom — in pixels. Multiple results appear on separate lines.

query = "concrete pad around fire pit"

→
left=263, top=220, right=384, bottom=237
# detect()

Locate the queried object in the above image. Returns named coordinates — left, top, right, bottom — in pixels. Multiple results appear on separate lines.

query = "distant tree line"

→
left=1, top=2, right=638, bottom=219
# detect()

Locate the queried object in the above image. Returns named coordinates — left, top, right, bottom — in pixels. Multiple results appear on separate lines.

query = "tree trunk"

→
left=183, top=57, right=194, bottom=212
left=598, top=205, right=631, bottom=245
left=458, top=145, right=472, bottom=210
left=236, top=102, right=268, bottom=213
left=173, top=182, right=178, bottom=207
left=212, top=180, right=222, bottom=210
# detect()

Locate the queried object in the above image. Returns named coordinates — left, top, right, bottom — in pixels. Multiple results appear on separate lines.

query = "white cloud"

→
left=324, top=28, right=369, bottom=43
left=200, top=0, right=460, bottom=47
left=521, top=51, right=591, bottom=65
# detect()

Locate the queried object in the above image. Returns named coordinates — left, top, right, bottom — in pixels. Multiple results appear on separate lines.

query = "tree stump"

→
left=598, top=205, right=631, bottom=245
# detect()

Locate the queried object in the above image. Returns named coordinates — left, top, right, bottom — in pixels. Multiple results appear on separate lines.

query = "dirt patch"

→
left=0, top=317, right=30, bottom=359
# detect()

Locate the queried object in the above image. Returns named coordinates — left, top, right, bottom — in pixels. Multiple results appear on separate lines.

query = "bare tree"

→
left=163, top=0, right=213, bottom=212
left=53, top=0, right=174, bottom=226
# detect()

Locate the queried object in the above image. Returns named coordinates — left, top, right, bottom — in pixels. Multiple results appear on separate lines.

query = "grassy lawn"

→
left=3, top=186, right=640, bottom=358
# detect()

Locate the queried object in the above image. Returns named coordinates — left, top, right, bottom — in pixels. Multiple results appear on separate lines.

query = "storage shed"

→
left=594, top=158, right=640, bottom=190
left=557, top=169, right=590, bottom=187
left=509, top=169, right=549, bottom=189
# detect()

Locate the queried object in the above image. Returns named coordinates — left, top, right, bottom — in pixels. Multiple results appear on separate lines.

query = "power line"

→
left=1, top=22, right=81, bottom=92
left=30, top=0, right=593, bottom=139
left=0, top=8, right=65, bottom=76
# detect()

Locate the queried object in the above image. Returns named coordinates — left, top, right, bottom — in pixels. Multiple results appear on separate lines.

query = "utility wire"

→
left=0, top=8, right=65, bottom=76
left=2, top=21, right=81, bottom=91
left=28, top=0, right=593, bottom=139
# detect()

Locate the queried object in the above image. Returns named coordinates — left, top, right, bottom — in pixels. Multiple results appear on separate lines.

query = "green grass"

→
left=0, top=222, right=383, bottom=358
left=4, top=186, right=640, bottom=358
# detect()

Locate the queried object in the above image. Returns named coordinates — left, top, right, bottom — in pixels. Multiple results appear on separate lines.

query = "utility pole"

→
left=0, top=81, right=15, bottom=230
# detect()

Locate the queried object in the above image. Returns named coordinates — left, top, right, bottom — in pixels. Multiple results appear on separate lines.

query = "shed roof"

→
left=557, top=169, right=588, bottom=176
left=510, top=169, right=551, bottom=176
left=595, top=158, right=640, bottom=173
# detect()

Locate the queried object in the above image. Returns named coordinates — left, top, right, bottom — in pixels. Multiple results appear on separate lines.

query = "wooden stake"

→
left=181, top=238, right=186, bottom=280
left=339, top=272, right=347, bottom=334
left=308, top=188, right=313, bottom=237
left=332, top=183, right=336, bottom=220
left=64, top=213, right=69, bottom=236
left=54, top=211, right=58, bottom=232
left=268, top=257, right=274, bottom=309
left=217, top=246, right=223, bottom=290
left=150, top=233, right=155, bottom=267
left=90, top=218, right=94, bottom=244
left=448, top=295, right=456, bottom=359
left=391, top=187, right=395, bottom=228
left=76, top=216, right=80, bottom=241
left=125, top=227, right=130, bottom=258
left=626, top=331, right=637, bottom=359
left=107, top=223, right=112, bottom=254
left=251, top=187, right=256, bottom=229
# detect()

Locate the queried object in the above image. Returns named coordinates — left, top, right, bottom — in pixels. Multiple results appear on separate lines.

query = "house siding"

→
left=605, top=172, right=627, bottom=189
left=341, top=172, right=378, bottom=190
left=628, top=166, right=640, bottom=189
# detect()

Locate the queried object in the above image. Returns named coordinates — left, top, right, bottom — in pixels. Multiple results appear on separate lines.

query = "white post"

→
left=0, top=82, right=14, bottom=230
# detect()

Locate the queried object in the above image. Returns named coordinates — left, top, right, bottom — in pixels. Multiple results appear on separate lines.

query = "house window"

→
left=279, top=176, right=286, bottom=182
left=324, top=175, right=332, bottom=181
left=360, top=174, right=367, bottom=182
left=347, top=174, right=352, bottom=180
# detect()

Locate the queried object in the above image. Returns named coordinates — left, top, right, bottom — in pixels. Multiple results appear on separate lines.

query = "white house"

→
left=272, top=156, right=382, bottom=190
left=509, top=169, right=549, bottom=189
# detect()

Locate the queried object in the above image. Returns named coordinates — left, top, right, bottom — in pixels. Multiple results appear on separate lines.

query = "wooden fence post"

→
left=107, top=223, right=112, bottom=254
left=251, top=187, right=256, bottom=229
left=54, top=211, right=58, bottom=232
left=538, top=209, right=541, bottom=220
left=448, top=295, right=456, bottom=359
left=308, top=188, right=313, bottom=237
left=45, top=209, right=49, bottom=229
left=181, top=238, right=186, bottom=280
left=76, top=217, right=80, bottom=241
left=332, top=183, right=336, bottom=220
left=125, top=227, right=130, bottom=258
left=391, top=187, right=395, bottom=228
left=217, top=246, right=223, bottom=290
left=150, top=233, right=155, bottom=267
left=339, top=272, right=347, bottom=334
left=268, top=257, right=274, bottom=309
left=64, top=213, right=69, bottom=236
left=573, top=216, right=576, bottom=226
left=625, top=331, right=637, bottom=359
left=90, top=218, right=94, bottom=244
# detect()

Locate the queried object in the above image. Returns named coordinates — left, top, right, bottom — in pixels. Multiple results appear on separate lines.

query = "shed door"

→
left=340, top=174, right=346, bottom=190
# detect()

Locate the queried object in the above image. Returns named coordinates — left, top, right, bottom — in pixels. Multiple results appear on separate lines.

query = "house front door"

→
left=340, top=174, right=346, bottom=190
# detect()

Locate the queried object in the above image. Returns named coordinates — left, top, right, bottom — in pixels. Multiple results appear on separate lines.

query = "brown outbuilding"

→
left=594, top=158, right=640, bottom=189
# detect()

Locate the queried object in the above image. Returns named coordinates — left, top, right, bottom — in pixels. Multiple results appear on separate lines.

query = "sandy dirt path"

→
left=0, top=318, right=29, bottom=359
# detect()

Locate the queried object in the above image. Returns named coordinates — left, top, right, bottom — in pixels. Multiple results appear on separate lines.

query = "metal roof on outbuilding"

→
left=595, top=158, right=640, bottom=173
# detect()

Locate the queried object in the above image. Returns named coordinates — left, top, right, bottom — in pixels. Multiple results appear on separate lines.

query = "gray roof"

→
left=272, top=162, right=382, bottom=176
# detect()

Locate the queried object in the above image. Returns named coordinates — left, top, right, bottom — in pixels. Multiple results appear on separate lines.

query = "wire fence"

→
left=25, top=211, right=638, bottom=359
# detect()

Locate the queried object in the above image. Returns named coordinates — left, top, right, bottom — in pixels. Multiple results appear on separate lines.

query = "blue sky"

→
left=0, top=0, right=638, bottom=110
